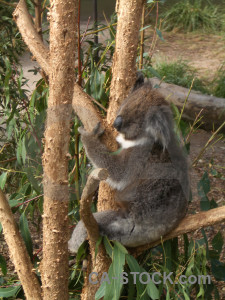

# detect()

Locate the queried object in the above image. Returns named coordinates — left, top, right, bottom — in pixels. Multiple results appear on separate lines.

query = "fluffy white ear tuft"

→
left=146, top=106, right=171, bottom=149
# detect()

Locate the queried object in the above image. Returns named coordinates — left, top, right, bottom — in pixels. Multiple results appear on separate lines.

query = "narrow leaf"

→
left=147, top=280, right=159, bottom=299
left=156, top=28, right=165, bottom=41
left=0, top=285, right=21, bottom=297
left=0, top=255, right=7, bottom=276
left=19, top=212, right=33, bottom=259
left=0, top=172, right=7, bottom=189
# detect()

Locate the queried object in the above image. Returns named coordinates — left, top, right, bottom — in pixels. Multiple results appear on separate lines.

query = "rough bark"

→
left=150, top=78, right=225, bottom=132
left=13, top=0, right=101, bottom=132
left=8, top=1, right=225, bottom=300
left=97, top=0, right=145, bottom=213
left=79, top=169, right=111, bottom=300
left=41, top=0, right=77, bottom=299
left=84, top=1, right=146, bottom=298
left=107, top=0, right=145, bottom=124
left=0, top=189, right=42, bottom=300
left=34, top=0, right=43, bottom=39
left=13, top=0, right=50, bottom=75
left=131, top=206, right=225, bottom=257
left=80, top=169, right=108, bottom=247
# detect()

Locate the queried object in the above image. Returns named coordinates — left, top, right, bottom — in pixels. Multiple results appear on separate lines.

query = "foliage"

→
left=161, top=0, right=222, bottom=33
left=0, top=1, right=25, bottom=62
left=80, top=14, right=116, bottom=110
left=145, top=59, right=209, bottom=94
left=0, top=3, right=225, bottom=300
left=212, top=63, right=225, bottom=98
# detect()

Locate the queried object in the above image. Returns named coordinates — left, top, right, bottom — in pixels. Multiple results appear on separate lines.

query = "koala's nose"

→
left=113, top=115, right=123, bottom=131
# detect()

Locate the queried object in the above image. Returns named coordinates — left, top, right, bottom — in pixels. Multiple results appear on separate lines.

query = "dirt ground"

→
left=1, top=30, right=225, bottom=296
left=152, top=31, right=225, bottom=79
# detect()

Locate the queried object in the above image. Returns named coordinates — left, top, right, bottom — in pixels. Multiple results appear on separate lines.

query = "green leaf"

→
left=3, top=58, right=12, bottom=106
left=148, top=67, right=161, bottom=79
left=16, top=138, right=22, bottom=165
left=0, top=172, right=7, bottom=189
left=95, top=236, right=103, bottom=260
left=113, top=241, right=128, bottom=254
left=198, top=172, right=211, bottom=211
left=25, top=167, right=40, bottom=193
left=104, top=243, right=126, bottom=300
left=95, top=282, right=106, bottom=300
left=170, top=103, right=180, bottom=122
left=156, top=28, right=165, bottom=41
left=212, top=232, right=223, bottom=254
left=198, top=172, right=210, bottom=196
left=19, top=212, right=33, bottom=259
left=211, top=259, right=225, bottom=281
left=9, top=199, right=23, bottom=208
left=0, top=285, right=21, bottom=297
left=182, top=287, right=190, bottom=300
left=140, top=25, right=151, bottom=31
left=146, top=280, right=159, bottom=299
left=126, top=254, right=148, bottom=299
left=103, top=236, right=113, bottom=258
left=0, top=254, right=7, bottom=276
left=21, top=136, right=27, bottom=164
left=76, top=241, right=87, bottom=263
left=126, top=254, right=141, bottom=273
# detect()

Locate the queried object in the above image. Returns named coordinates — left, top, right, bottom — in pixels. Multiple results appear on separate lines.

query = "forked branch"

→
left=80, top=168, right=108, bottom=248
left=13, top=0, right=102, bottom=132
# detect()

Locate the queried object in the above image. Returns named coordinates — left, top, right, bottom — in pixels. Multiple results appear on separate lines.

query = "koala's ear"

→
left=131, top=72, right=145, bottom=92
left=146, top=106, right=172, bottom=149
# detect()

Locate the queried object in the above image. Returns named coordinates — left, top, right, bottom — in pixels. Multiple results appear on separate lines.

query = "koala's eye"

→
left=113, top=115, right=123, bottom=131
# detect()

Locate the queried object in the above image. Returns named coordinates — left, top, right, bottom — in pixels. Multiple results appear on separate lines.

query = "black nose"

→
left=113, top=115, right=123, bottom=131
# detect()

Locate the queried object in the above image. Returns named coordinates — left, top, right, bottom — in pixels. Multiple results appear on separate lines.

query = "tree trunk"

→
left=150, top=78, right=225, bottom=132
left=79, top=0, right=145, bottom=299
left=107, top=0, right=145, bottom=124
left=41, top=0, right=77, bottom=299
left=97, top=0, right=145, bottom=213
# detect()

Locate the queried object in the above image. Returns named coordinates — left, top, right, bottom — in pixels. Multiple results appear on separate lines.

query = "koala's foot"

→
left=68, top=220, right=87, bottom=254
left=68, top=210, right=124, bottom=254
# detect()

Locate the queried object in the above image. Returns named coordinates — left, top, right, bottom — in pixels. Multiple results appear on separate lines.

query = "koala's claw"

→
left=93, top=122, right=105, bottom=137
left=78, top=126, right=85, bottom=134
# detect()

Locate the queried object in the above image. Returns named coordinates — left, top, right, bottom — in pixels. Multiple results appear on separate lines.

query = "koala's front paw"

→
left=93, top=122, right=105, bottom=137
left=78, top=123, right=104, bottom=138
left=78, top=126, right=88, bottom=136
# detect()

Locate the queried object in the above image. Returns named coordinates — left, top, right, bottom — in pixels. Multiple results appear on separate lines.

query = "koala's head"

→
left=113, top=81, right=172, bottom=149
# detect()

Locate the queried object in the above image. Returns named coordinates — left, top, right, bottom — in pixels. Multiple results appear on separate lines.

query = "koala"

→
left=68, top=77, right=189, bottom=253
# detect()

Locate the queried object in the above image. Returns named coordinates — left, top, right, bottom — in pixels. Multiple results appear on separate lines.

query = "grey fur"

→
left=68, top=80, right=189, bottom=253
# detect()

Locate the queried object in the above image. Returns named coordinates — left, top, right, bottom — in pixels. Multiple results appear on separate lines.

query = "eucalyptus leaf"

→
left=0, top=286, right=21, bottom=298
left=0, top=255, right=7, bottom=276
left=19, top=212, right=33, bottom=259
left=0, top=172, right=7, bottom=189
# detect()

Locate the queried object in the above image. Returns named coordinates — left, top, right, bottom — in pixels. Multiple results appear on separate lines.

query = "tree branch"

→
left=79, top=169, right=111, bottom=300
left=13, top=0, right=102, bottom=132
left=13, top=0, right=50, bottom=75
left=80, top=168, right=108, bottom=248
left=0, top=189, right=42, bottom=300
left=131, top=206, right=225, bottom=256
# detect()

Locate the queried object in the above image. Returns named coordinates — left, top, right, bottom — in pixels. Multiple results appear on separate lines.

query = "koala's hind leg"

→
left=68, top=210, right=135, bottom=254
